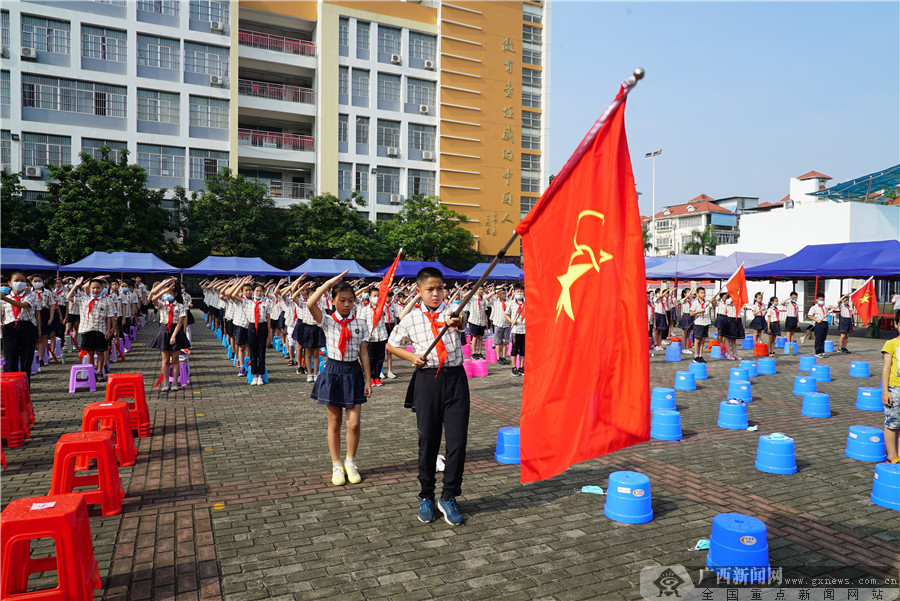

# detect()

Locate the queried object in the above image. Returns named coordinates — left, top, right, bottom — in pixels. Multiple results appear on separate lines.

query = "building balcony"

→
left=237, top=78, right=316, bottom=120
left=238, top=29, right=316, bottom=71
left=237, top=128, right=315, bottom=167
left=268, top=180, right=315, bottom=201
left=239, top=79, right=315, bottom=104
left=238, top=29, right=316, bottom=56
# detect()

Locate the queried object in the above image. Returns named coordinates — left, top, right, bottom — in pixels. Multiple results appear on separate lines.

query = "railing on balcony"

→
left=238, top=79, right=315, bottom=104
left=238, top=129, right=315, bottom=152
left=267, top=181, right=316, bottom=200
left=238, top=29, right=316, bottom=56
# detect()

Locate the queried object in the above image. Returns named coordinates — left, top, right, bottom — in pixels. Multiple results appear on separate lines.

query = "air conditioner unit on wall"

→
left=418, top=104, right=429, bottom=114
left=210, top=20, right=224, bottom=32
left=24, top=165, right=41, bottom=177
left=424, top=60, right=435, bottom=70
left=386, top=146, right=399, bottom=157
left=390, top=54, right=402, bottom=65
left=422, top=151, right=434, bottom=161
left=21, top=46, right=37, bottom=59
left=209, top=74, right=224, bottom=86
left=389, top=194, right=402, bottom=204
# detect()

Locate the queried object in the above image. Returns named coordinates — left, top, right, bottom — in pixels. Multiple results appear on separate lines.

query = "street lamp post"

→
left=644, top=149, right=662, bottom=255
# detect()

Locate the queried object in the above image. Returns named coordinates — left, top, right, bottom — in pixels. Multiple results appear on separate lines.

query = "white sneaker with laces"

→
left=313, top=374, right=318, bottom=382
left=344, top=459, right=361, bottom=484
left=160, top=382, right=170, bottom=392
left=387, top=371, right=397, bottom=379
left=306, top=374, right=314, bottom=383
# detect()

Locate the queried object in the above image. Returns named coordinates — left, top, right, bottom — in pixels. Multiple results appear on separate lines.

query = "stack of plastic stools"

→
left=0, top=493, right=102, bottom=600
left=603, top=471, right=653, bottom=524
left=0, top=376, right=30, bottom=448
left=755, top=433, right=797, bottom=474
left=80, top=401, right=137, bottom=467
left=651, top=388, right=676, bottom=411
left=800, top=393, right=831, bottom=418
left=848, top=361, right=870, bottom=378
left=49, top=431, right=124, bottom=517
left=1, top=372, right=33, bottom=425
left=494, top=427, right=520, bottom=464
left=705, top=513, right=770, bottom=582
left=69, top=363, right=97, bottom=393
left=845, top=426, right=887, bottom=462
left=871, top=464, right=900, bottom=511
left=105, top=373, right=151, bottom=438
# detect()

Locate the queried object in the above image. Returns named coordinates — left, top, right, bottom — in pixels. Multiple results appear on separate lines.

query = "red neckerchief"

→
left=500, top=299, right=506, bottom=312
left=477, top=297, right=482, bottom=311
left=331, top=312, right=355, bottom=359
left=514, top=300, right=525, bottom=321
left=253, top=299, right=262, bottom=327
left=421, top=304, right=447, bottom=373
left=10, top=294, right=24, bottom=322
left=293, top=307, right=298, bottom=321
left=165, top=302, right=175, bottom=332
left=88, top=296, right=97, bottom=318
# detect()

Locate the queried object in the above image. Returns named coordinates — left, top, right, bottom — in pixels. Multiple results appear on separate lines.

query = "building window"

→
left=351, top=69, right=369, bottom=101
left=376, top=166, right=400, bottom=195
left=377, top=73, right=400, bottom=103
left=22, top=15, right=70, bottom=54
left=338, top=17, right=349, bottom=50
left=355, top=164, right=368, bottom=197
left=1, top=71, right=8, bottom=108
left=338, top=114, right=348, bottom=144
left=523, top=25, right=542, bottom=65
left=522, top=68, right=541, bottom=108
left=521, top=153, right=541, bottom=193
left=23, top=133, right=71, bottom=167
left=356, top=116, right=369, bottom=145
left=21, top=74, right=126, bottom=117
left=681, top=216, right=701, bottom=228
left=356, top=21, right=369, bottom=52
left=137, top=143, right=184, bottom=177
left=137, top=0, right=179, bottom=16
left=138, top=89, right=179, bottom=123
left=184, top=42, right=228, bottom=76
left=378, top=25, right=401, bottom=56
left=408, top=169, right=435, bottom=197
left=24, top=190, right=50, bottom=204
left=409, top=31, right=436, bottom=62
left=523, top=3, right=542, bottom=24
left=338, top=162, right=352, bottom=194
left=376, top=120, right=400, bottom=149
left=656, top=219, right=672, bottom=231
left=1, top=12, right=8, bottom=48
left=82, top=25, right=126, bottom=63
left=338, top=66, right=349, bottom=96
left=92, top=0, right=127, bottom=5
left=522, top=111, right=540, bottom=150
left=521, top=195, right=538, bottom=218
left=408, top=123, right=435, bottom=152
left=1, top=130, right=11, bottom=166
left=137, top=34, right=179, bottom=70
left=190, top=148, right=228, bottom=180
left=407, top=78, right=435, bottom=107
left=658, top=237, right=672, bottom=248
left=189, top=95, right=228, bottom=128
left=82, top=138, right=127, bottom=162
left=190, top=0, right=229, bottom=22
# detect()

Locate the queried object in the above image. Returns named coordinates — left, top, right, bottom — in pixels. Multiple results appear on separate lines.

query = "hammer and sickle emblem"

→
left=556, top=210, right=614, bottom=322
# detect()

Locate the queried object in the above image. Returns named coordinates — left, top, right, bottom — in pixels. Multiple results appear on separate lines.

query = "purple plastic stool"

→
left=69, top=364, right=97, bottom=393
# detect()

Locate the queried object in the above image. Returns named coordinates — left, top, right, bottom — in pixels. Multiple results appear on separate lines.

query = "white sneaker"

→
left=258, top=376, right=265, bottom=385
left=171, top=381, right=180, bottom=390
left=159, top=382, right=170, bottom=392
left=332, top=465, right=346, bottom=486
left=306, top=374, right=314, bottom=383
left=386, top=371, right=397, bottom=379
left=681, top=349, right=693, bottom=354
left=313, top=374, right=318, bottom=382
left=344, top=459, right=361, bottom=484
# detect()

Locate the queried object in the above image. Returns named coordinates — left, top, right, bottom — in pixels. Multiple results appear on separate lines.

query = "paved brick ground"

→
left=2, top=316, right=898, bottom=601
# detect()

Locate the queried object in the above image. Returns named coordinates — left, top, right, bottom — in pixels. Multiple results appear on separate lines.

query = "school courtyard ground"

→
left=2, top=317, right=898, bottom=601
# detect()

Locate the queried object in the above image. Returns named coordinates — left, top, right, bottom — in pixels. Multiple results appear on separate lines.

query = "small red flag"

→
left=724, top=264, right=748, bottom=313
left=372, top=249, right=402, bottom=326
left=515, top=79, right=649, bottom=483
left=850, top=276, right=877, bottom=325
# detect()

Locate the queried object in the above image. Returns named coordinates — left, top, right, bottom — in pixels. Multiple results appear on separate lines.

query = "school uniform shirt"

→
left=490, top=298, right=511, bottom=328
left=689, top=299, right=713, bottom=326
left=715, top=300, right=726, bottom=317
left=112, top=292, right=124, bottom=318
left=137, top=284, right=148, bottom=304
left=751, top=302, right=765, bottom=318
left=388, top=302, right=464, bottom=369
left=51, top=288, right=66, bottom=316
left=319, top=310, right=370, bottom=362
left=839, top=302, right=854, bottom=319
left=0, top=291, right=40, bottom=326
left=466, top=296, right=488, bottom=327
left=67, top=289, right=81, bottom=316
left=158, top=300, right=186, bottom=328
left=224, top=298, right=236, bottom=323
left=120, top=290, right=138, bottom=318
left=318, top=295, right=333, bottom=314
left=807, top=304, right=828, bottom=323
left=76, top=294, right=112, bottom=335
left=268, top=293, right=283, bottom=319
left=240, top=297, right=271, bottom=329
left=33, top=288, right=53, bottom=310
left=653, top=298, right=667, bottom=315
left=724, top=301, right=738, bottom=318
left=231, top=298, right=251, bottom=328
left=506, top=300, right=526, bottom=334
left=283, top=297, right=300, bottom=331
left=765, top=306, right=780, bottom=325
left=783, top=299, right=799, bottom=318
left=183, top=292, right=193, bottom=308
left=361, top=302, right=389, bottom=342
left=297, top=295, right=317, bottom=325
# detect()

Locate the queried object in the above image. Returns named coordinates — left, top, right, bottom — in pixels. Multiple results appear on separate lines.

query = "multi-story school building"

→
left=2, top=0, right=550, bottom=257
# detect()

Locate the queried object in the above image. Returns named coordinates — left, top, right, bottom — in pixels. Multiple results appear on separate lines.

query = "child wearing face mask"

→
left=505, top=287, right=526, bottom=376
left=148, top=278, right=190, bottom=391
left=803, top=293, right=830, bottom=357
left=362, top=286, right=390, bottom=387
left=1, top=273, right=41, bottom=381
left=30, top=275, right=53, bottom=365
left=66, top=276, right=115, bottom=381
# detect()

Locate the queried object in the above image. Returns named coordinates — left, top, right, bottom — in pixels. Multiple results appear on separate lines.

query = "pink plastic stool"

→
left=463, top=361, right=474, bottom=377
left=472, top=359, right=488, bottom=377
left=69, top=364, right=97, bottom=393
left=109, top=343, right=119, bottom=363
left=485, top=347, right=498, bottom=364
left=462, top=344, right=472, bottom=358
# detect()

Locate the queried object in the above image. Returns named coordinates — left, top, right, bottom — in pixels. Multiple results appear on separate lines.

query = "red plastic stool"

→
left=105, top=373, right=150, bottom=438
left=0, top=493, right=102, bottom=600
left=48, top=432, right=124, bottom=517
left=0, top=378, right=29, bottom=448
left=1, top=372, right=34, bottom=425
left=754, top=342, right=769, bottom=357
left=79, top=401, right=136, bottom=467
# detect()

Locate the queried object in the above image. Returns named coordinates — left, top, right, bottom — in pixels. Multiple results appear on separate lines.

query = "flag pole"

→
left=415, top=67, right=646, bottom=364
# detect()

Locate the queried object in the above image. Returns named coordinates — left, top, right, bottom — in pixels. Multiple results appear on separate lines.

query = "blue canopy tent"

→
left=376, top=260, right=467, bottom=279
left=745, top=240, right=900, bottom=279
left=182, top=256, right=287, bottom=276
left=60, top=251, right=179, bottom=273
left=462, top=262, right=524, bottom=280
left=1, top=248, right=60, bottom=271
left=645, top=254, right=721, bottom=280
left=643, top=256, right=668, bottom=270
left=289, top=259, right=378, bottom=278
left=678, top=252, right=787, bottom=280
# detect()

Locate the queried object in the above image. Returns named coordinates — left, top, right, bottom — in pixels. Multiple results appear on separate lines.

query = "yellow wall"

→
left=238, top=0, right=318, bottom=21
left=326, top=1, right=436, bottom=25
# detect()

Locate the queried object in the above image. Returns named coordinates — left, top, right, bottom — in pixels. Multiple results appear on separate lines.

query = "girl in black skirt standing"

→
left=748, top=292, right=767, bottom=346
left=148, top=278, right=190, bottom=392
left=765, top=297, right=781, bottom=357
left=307, top=270, right=372, bottom=487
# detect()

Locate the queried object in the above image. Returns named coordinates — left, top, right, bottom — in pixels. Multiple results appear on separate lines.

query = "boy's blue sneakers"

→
left=437, top=498, right=463, bottom=526
left=418, top=498, right=436, bottom=523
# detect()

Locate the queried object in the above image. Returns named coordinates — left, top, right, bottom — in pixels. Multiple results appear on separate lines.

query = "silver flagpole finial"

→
left=633, top=68, right=645, bottom=80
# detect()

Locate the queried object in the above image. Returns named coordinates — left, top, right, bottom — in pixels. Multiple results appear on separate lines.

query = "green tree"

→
left=42, top=148, right=170, bottom=264
left=378, top=195, right=480, bottom=268
left=642, top=226, right=652, bottom=254
left=683, top=224, right=718, bottom=255
left=282, top=192, right=385, bottom=265
left=1, top=172, right=53, bottom=253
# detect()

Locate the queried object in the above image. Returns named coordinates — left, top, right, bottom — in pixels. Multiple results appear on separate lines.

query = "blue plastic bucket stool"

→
left=650, top=388, right=677, bottom=411
left=810, top=364, right=831, bottom=382
left=792, top=376, right=816, bottom=396
left=775, top=336, right=786, bottom=349
left=227, top=347, right=234, bottom=360
left=494, top=427, right=521, bottom=464
left=670, top=342, right=682, bottom=353
left=664, top=346, right=682, bottom=362
left=848, top=361, right=870, bottom=378
left=798, top=356, right=816, bottom=372
left=739, top=360, right=759, bottom=378
left=706, top=513, right=770, bottom=583
left=650, top=410, right=682, bottom=441
left=871, top=463, right=900, bottom=511
left=755, top=433, right=797, bottom=474
left=711, top=346, right=725, bottom=359
left=855, top=387, right=882, bottom=411
left=222, top=337, right=228, bottom=349
left=674, top=371, right=697, bottom=391
left=800, top=392, right=831, bottom=418
left=246, top=366, right=268, bottom=384
left=713, top=332, right=718, bottom=340
left=717, top=401, right=748, bottom=430
left=688, top=361, right=708, bottom=380
left=741, top=335, right=754, bottom=350
left=757, top=358, right=776, bottom=375
left=603, top=471, right=653, bottom=524
left=729, top=367, right=749, bottom=382
left=824, top=340, right=834, bottom=353
left=727, top=380, right=752, bottom=403
left=782, top=341, right=799, bottom=355
left=845, top=426, right=887, bottom=462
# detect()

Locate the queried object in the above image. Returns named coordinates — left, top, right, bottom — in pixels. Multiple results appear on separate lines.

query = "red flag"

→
left=850, top=276, right=877, bottom=325
left=515, top=79, right=649, bottom=483
left=372, top=249, right=402, bottom=326
left=724, top=264, right=748, bottom=313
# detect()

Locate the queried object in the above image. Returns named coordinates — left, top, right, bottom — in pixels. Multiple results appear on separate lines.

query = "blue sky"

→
left=548, top=1, right=900, bottom=216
